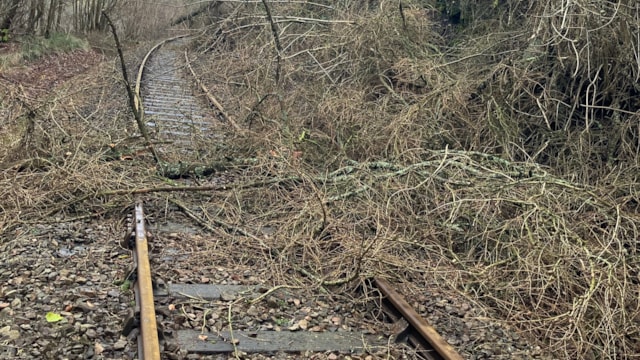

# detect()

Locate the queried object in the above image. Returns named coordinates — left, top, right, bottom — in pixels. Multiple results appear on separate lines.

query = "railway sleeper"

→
left=123, top=203, right=464, bottom=359
left=123, top=280, right=453, bottom=358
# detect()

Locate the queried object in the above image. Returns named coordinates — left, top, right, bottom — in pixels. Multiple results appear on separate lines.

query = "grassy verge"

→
left=0, top=33, right=88, bottom=69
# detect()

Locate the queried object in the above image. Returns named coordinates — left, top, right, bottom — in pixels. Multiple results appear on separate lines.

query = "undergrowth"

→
left=20, top=33, right=88, bottom=60
left=0, top=1, right=638, bottom=359
left=0, top=33, right=88, bottom=70
left=185, top=1, right=640, bottom=359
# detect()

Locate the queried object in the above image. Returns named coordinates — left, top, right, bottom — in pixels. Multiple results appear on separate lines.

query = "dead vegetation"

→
left=1, top=0, right=639, bottom=359
left=184, top=1, right=640, bottom=358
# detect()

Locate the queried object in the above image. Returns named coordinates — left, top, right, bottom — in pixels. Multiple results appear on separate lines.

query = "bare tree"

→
left=1, top=0, right=23, bottom=30
left=26, top=0, right=45, bottom=34
left=44, top=0, right=57, bottom=38
left=55, top=0, right=63, bottom=30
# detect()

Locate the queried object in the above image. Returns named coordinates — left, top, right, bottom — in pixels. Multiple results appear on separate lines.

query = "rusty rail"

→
left=374, top=278, right=464, bottom=360
left=133, top=203, right=161, bottom=360
left=124, top=203, right=464, bottom=359
left=128, top=33, right=466, bottom=358
left=134, top=34, right=190, bottom=115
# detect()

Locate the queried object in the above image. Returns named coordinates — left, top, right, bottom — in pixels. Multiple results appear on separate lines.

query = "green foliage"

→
left=45, top=312, right=63, bottom=323
left=119, top=279, right=132, bottom=292
left=20, top=33, right=88, bottom=61
left=0, top=29, right=9, bottom=43
left=273, top=317, right=289, bottom=326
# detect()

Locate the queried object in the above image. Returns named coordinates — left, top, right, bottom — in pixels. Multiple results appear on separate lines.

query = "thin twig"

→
left=228, top=299, right=242, bottom=359
left=101, top=11, right=161, bottom=164
left=249, top=284, right=302, bottom=304
left=170, top=198, right=270, bottom=250
left=184, top=50, right=241, bottom=131
left=260, top=0, right=283, bottom=84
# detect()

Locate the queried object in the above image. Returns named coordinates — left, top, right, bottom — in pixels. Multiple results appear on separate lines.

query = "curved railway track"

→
left=134, top=36, right=221, bottom=163
left=123, top=37, right=464, bottom=360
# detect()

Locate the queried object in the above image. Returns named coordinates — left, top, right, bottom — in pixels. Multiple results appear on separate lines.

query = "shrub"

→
left=20, top=33, right=88, bottom=61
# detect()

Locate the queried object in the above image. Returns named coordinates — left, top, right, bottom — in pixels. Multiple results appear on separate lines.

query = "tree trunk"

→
left=27, top=0, right=36, bottom=32
left=44, top=0, right=57, bottom=38
left=55, top=0, right=63, bottom=31
left=0, top=0, right=22, bottom=30
left=27, top=0, right=44, bottom=34
left=92, top=0, right=100, bottom=30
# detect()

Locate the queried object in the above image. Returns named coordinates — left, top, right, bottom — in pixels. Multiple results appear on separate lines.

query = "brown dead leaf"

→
left=74, top=301, right=96, bottom=312
left=198, top=334, right=208, bottom=341
left=298, top=319, right=308, bottom=330
left=94, top=342, right=105, bottom=355
left=310, top=325, right=324, bottom=332
left=0, top=326, right=20, bottom=340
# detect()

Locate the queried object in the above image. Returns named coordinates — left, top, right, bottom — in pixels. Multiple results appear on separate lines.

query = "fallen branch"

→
left=184, top=50, right=241, bottom=131
left=187, top=0, right=334, bottom=10
left=228, top=299, right=242, bottom=359
left=44, top=176, right=301, bottom=217
left=260, top=0, right=283, bottom=85
left=159, top=159, right=246, bottom=179
left=273, top=15, right=355, bottom=25
left=295, top=266, right=361, bottom=287
left=101, top=11, right=161, bottom=164
left=43, top=152, right=571, bottom=221
left=248, top=284, right=302, bottom=304
left=170, top=198, right=270, bottom=250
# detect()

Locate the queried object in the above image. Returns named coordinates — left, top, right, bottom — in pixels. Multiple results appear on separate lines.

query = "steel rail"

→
left=374, top=278, right=464, bottom=360
left=134, top=34, right=191, bottom=116
left=127, top=204, right=464, bottom=359
left=130, top=34, right=465, bottom=359
left=134, top=203, right=161, bottom=360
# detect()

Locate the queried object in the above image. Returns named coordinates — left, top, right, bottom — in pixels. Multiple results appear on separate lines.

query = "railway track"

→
left=123, top=37, right=464, bottom=360
left=134, top=36, right=223, bottom=164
